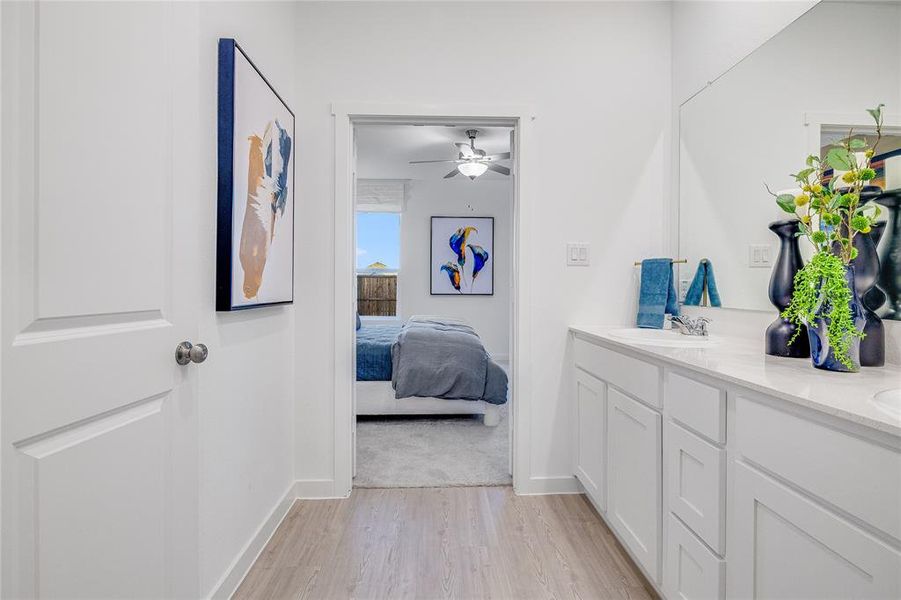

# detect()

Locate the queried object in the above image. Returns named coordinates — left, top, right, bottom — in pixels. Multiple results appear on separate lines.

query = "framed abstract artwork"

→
left=430, top=216, right=494, bottom=295
left=216, top=38, right=295, bottom=311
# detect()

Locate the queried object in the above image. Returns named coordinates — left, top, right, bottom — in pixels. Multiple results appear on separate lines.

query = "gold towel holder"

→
left=633, top=259, right=688, bottom=267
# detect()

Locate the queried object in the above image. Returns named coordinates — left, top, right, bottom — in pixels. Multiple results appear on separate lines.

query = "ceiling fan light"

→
left=458, top=161, right=488, bottom=178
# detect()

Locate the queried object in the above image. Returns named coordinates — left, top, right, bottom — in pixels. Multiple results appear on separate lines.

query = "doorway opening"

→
left=333, top=105, right=534, bottom=496
left=353, top=123, right=513, bottom=487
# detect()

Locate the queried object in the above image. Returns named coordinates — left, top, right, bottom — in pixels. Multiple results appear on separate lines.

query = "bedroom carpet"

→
left=354, top=404, right=510, bottom=488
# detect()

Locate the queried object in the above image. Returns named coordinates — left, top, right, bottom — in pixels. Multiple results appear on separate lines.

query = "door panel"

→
left=574, top=369, right=606, bottom=510
left=1, top=2, right=198, bottom=597
left=36, top=1, right=169, bottom=318
left=728, top=461, right=901, bottom=599
left=19, top=398, right=166, bottom=598
left=606, top=387, right=662, bottom=582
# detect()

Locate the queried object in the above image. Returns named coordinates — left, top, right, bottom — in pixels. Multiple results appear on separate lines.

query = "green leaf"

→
left=826, top=147, right=855, bottom=171
left=793, top=167, right=816, bottom=181
left=867, top=104, right=885, bottom=124
left=849, top=138, right=868, bottom=150
left=776, top=194, right=797, bottom=213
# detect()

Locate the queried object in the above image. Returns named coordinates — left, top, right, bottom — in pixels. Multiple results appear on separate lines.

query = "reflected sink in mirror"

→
left=871, top=389, right=901, bottom=420
left=608, top=328, right=720, bottom=348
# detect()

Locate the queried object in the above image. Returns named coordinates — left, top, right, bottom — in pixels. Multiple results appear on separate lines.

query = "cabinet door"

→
left=665, top=514, right=725, bottom=600
left=607, top=387, right=663, bottom=582
left=728, top=461, right=901, bottom=600
left=666, top=421, right=726, bottom=554
left=574, top=369, right=607, bottom=511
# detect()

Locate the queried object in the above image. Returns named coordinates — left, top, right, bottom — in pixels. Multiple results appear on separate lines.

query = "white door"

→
left=606, top=387, right=662, bottom=583
left=1, top=2, right=203, bottom=598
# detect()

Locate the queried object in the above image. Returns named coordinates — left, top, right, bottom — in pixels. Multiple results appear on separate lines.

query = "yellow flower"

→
left=865, top=149, right=875, bottom=158
left=812, top=184, right=824, bottom=194
left=801, top=215, right=811, bottom=225
left=842, top=171, right=856, bottom=183
left=794, top=194, right=810, bottom=207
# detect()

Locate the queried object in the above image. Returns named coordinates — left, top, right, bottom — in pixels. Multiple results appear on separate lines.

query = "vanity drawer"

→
left=666, top=371, right=725, bottom=444
left=666, top=420, right=725, bottom=554
left=665, top=513, right=725, bottom=600
left=574, top=337, right=661, bottom=408
left=736, top=396, right=901, bottom=541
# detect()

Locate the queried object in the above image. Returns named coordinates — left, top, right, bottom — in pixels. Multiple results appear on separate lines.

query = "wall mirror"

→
left=678, top=1, right=901, bottom=319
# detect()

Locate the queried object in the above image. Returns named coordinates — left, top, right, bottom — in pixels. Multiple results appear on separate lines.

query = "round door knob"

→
left=175, top=341, right=209, bottom=365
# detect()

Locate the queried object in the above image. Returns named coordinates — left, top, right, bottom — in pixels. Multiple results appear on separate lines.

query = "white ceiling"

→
left=355, top=124, right=513, bottom=181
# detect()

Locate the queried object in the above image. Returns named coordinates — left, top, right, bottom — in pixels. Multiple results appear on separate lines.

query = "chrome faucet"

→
left=669, top=315, right=711, bottom=337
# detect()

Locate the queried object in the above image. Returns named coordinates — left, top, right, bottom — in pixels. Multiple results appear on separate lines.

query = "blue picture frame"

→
left=217, top=38, right=295, bottom=311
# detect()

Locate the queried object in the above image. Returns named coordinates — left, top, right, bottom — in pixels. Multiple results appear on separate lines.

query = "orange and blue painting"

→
left=217, top=38, right=295, bottom=311
left=431, top=216, right=494, bottom=295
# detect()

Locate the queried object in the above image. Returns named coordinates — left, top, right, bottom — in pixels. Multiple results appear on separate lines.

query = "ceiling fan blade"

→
left=482, top=152, right=511, bottom=161
left=455, top=142, right=476, bottom=158
left=443, top=168, right=460, bottom=179
left=409, top=158, right=462, bottom=164
left=486, top=163, right=511, bottom=176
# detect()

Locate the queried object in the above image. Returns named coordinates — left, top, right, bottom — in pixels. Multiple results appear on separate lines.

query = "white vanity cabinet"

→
left=570, top=328, right=901, bottom=600
left=573, top=336, right=663, bottom=582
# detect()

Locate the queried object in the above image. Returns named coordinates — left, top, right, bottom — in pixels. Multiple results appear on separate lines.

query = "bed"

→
left=355, top=317, right=507, bottom=426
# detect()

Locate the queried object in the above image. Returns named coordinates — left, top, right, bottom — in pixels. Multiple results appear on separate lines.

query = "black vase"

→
left=851, top=226, right=885, bottom=367
left=765, top=219, right=810, bottom=358
left=875, top=190, right=901, bottom=320
left=863, top=221, right=887, bottom=312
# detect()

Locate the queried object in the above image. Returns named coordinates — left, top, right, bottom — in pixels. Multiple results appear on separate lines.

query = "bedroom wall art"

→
left=217, top=38, right=295, bottom=311
left=430, top=216, right=494, bottom=295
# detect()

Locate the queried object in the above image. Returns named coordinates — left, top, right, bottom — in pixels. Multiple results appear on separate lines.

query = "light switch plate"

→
left=749, top=244, right=772, bottom=268
left=567, top=243, right=590, bottom=266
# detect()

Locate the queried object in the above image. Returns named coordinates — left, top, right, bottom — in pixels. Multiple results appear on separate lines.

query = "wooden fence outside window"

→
left=357, top=274, right=397, bottom=317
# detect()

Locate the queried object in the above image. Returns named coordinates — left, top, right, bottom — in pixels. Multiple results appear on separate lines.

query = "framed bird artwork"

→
left=430, top=216, right=494, bottom=296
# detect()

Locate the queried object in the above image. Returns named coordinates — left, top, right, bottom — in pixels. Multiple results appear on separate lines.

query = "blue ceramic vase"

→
left=807, top=265, right=866, bottom=372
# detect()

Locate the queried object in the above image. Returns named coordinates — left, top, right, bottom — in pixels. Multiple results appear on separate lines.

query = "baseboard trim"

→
left=293, top=478, right=348, bottom=499
left=207, top=482, right=296, bottom=600
left=514, top=475, right=581, bottom=495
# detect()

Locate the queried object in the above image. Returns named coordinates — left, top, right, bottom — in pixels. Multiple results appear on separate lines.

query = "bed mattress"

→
left=356, top=325, right=402, bottom=381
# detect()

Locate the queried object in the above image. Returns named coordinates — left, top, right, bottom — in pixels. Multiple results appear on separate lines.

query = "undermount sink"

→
left=871, top=388, right=901, bottom=419
left=607, top=328, right=719, bottom=348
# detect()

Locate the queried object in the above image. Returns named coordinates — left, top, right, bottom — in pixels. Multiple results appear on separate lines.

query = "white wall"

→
left=672, top=0, right=818, bottom=105
left=398, top=179, right=512, bottom=357
left=293, top=1, right=672, bottom=493
left=191, top=3, right=297, bottom=596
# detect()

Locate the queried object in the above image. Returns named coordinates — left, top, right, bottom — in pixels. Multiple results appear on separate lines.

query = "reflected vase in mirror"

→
left=765, top=219, right=810, bottom=358
left=808, top=266, right=866, bottom=372
left=849, top=220, right=885, bottom=367
left=875, top=190, right=901, bottom=320
left=863, top=221, right=887, bottom=312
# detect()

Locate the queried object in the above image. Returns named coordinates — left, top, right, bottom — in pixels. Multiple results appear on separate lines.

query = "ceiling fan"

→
left=409, top=129, right=511, bottom=180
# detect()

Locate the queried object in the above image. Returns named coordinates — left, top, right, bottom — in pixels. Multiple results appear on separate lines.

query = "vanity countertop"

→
left=570, top=325, right=901, bottom=438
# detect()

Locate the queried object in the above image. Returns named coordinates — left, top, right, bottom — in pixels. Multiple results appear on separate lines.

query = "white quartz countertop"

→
left=570, top=325, right=901, bottom=438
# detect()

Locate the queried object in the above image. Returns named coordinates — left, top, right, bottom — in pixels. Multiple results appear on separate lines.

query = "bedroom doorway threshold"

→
left=333, top=103, right=537, bottom=498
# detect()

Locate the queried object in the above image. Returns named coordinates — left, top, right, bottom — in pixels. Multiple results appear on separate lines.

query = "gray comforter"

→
left=390, top=317, right=508, bottom=405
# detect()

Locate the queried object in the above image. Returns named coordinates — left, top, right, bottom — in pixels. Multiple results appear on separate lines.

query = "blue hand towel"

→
left=684, top=259, right=721, bottom=307
left=637, top=258, right=681, bottom=329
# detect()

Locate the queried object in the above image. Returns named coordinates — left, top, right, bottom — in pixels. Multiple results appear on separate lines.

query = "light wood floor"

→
left=234, top=486, right=657, bottom=600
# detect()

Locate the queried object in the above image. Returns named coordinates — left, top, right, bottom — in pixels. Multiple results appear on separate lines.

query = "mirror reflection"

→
left=679, top=1, right=901, bottom=320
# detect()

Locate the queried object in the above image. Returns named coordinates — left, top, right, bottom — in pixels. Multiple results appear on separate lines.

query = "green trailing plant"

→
left=767, top=104, right=885, bottom=371
left=782, top=253, right=862, bottom=369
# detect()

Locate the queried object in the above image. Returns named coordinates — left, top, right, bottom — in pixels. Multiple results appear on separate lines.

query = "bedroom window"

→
left=356, top=211, right=400, bottom=317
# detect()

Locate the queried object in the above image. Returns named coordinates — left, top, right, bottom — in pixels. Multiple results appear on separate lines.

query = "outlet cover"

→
left=566, top=243, right=590, bottom=266
left=679, top=278, right=690, bottom=301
